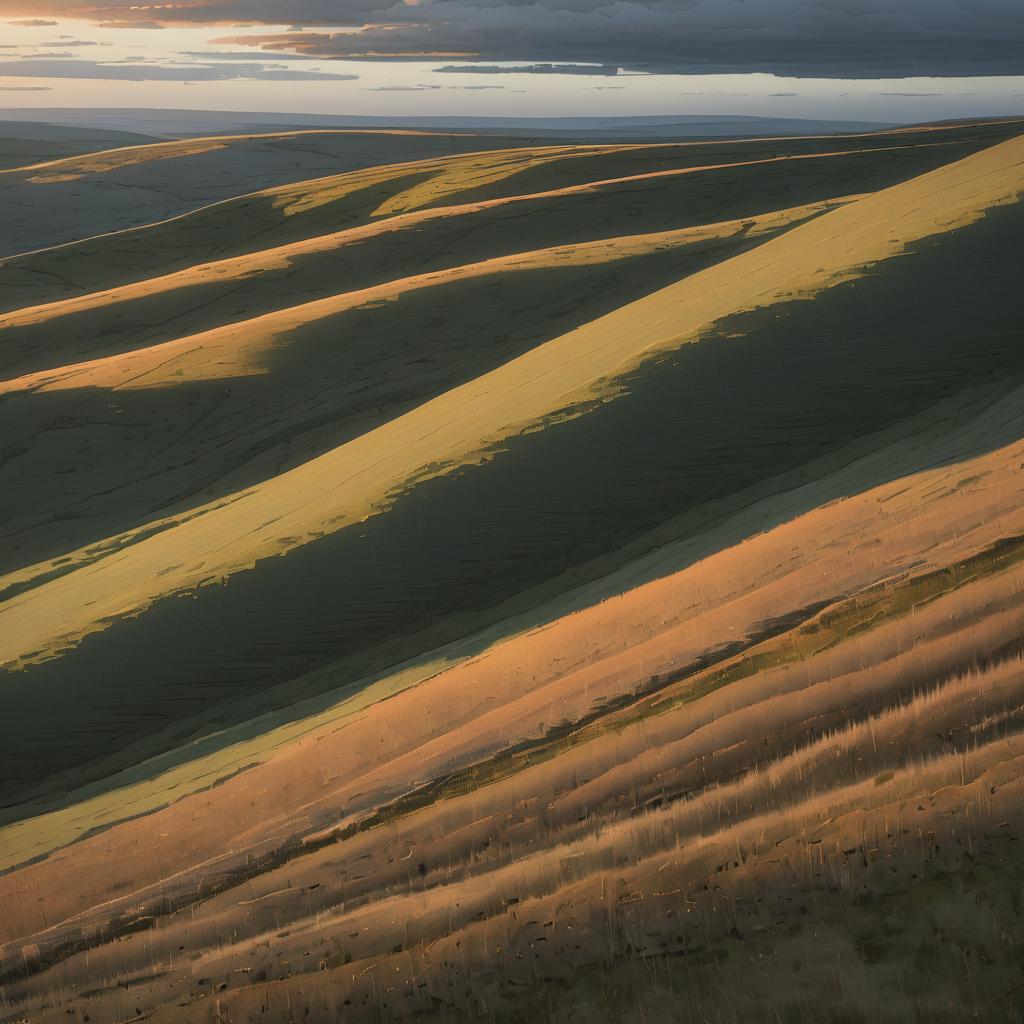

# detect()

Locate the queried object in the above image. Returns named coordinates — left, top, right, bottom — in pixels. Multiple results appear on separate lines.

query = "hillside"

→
left=0, top=120, right=158, bottom=171
left=1, top=117, right=1023, bottom=1023
left=0, top=127, right=520, bottom=256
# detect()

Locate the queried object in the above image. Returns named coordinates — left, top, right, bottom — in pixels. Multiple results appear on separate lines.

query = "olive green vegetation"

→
left=409, top=119, right=1019, bottom=211
left=2, top=118, right=1018, bottom=315
left=2, top=184, right=1023, bottom=821
left=0, top=122, right=158, bottom=171
left=0, top=224, right=807, bottom=570
left=3, top=121, right=1024, bottom=1024
left=0, top=180, right=823, bottom=374
left=0, top=129, right=522, bottom=258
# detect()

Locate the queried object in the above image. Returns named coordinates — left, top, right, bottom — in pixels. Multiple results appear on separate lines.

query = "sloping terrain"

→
left=1, top=117, right=1017, bottom=311
left=0, top=120, right=158, bottom=171
left=0, top=127, right=518, bottom=257
left=1, top=118, right=1023, bottom=1023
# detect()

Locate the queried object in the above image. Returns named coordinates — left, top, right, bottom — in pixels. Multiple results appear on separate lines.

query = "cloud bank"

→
left=1, top=1, right=1023, bottom=78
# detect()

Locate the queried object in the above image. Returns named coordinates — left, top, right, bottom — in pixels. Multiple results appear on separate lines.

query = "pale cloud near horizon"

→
left=434, top=64, right=620, bottom=77
left=0, top=57, right=360, bottom=81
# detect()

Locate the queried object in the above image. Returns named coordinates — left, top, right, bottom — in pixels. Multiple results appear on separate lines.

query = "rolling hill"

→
left=1, top=115, right=1024, bottom=1023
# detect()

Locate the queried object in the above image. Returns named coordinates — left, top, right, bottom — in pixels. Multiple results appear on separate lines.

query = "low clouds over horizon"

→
left=434, top=64, right=621, bottom=77
left=0, top=57, right=359, bottom=82
left=1, top=1, right=1023, bottom=78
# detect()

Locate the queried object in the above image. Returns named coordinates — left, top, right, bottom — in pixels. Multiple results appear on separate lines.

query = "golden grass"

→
left=269, top=143, right=637, bottom=217
left=5, top=654, right=1022, bottom=1022
left=9, top=115, right=1017, bottom=188
left=3, top=124, right=1024, bottom=1024
left=0, top=186, right=862, bottom=344
left=336, top=550, right=1024, bottom=840
left=0, top=135, right=931, bottom=338
left=3, top=379, right=1024, bottom=1021
left=0, top=199, right=849, bottom=393
left=360, top=141, right=902, bottom=217
left=2, top=412, right=1022, bottom=903
left=0, top=128, right=477, bottom=184
left=0, top=134, right=1020, bottom=673
left=0, top=135, right=945, bottom=280
left=144, top=739, right=1024, bottom=1022
left=0, top=133, right=974, bottom=326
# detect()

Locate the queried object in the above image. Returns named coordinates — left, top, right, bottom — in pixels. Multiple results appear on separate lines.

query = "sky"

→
left=1, top=2, right=1024, bottom=121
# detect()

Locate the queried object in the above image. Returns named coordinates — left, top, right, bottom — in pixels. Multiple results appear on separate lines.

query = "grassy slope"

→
left=0, top=199, right=851, bottom=573
left=1, top=118, right=1016, bottom=313
left=0, top=121, right=158, bottom=171
left=3, top=415, right=1024, bottom=1023
left=2, top=133, right=1022, bottom=664
left=1, top=122, right=1024, bottom=1023
left=0, top=189, right=857, bottom=374
left=0, top=128, right=1022, bottom=818
left=0, top=128, right=520, bottom=258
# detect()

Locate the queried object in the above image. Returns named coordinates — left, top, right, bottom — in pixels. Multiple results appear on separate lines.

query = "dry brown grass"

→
left=4, top=651, right=1022, bottom=1022
left=3, top=416, right=1024, bottom=974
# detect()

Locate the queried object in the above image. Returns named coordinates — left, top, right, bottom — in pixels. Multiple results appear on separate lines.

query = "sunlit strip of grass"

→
left=338, top=531, right=1024, bottom=837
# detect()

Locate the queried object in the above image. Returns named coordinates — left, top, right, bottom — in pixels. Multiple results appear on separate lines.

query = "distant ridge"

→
left=0, top=107, right=894, bottom=139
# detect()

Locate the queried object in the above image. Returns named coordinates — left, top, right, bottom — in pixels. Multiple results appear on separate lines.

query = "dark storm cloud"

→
left=213, top=1, right=1024, bottom=78
left=1, top=1, right=1024, bottom=78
